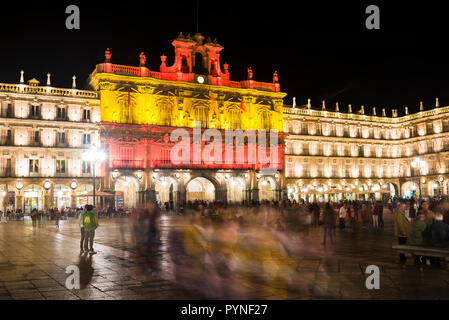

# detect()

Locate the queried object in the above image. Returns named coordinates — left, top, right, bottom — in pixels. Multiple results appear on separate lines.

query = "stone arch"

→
left=225, top=176, right=246, bottom=203
left=154, top=175, right=179, bottom=204
left=402, top=181, right=419, bottom=198
left=258, top=176, right=277, bottom=201
left=185, top=173, right=222, bottom=202
left=114, top=175, right=140, bottom=209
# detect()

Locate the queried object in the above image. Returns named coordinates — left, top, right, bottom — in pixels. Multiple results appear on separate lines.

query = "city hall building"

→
left=0, top=33, right=448, bottom=211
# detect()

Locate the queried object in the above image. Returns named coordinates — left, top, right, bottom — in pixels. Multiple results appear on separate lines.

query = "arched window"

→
left=229, top=108, right=242, bottom=129
left=181, top=55, right=189, bottom=73
left=194, top=52, right=206, bottom=74
left=158, top=101, right=171, bottom=126
left=194, top=106, right=208, bottom=128
left=260, top=110, right=271, bottom=130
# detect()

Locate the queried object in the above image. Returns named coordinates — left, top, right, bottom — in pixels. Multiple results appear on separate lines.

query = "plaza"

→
left=0, top=211, right=447, bottom=300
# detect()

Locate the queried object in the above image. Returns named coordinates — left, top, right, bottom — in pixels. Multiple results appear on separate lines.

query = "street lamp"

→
left=82, top=146, right=106, bottom=207
left=411, top=157, right=426, bottom=199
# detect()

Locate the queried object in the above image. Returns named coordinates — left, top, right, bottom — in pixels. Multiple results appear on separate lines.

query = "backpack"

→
left=83, top=211, right=97, bottom=230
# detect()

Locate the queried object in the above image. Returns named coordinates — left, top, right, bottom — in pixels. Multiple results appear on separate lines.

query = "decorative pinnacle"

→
left=335, top=102, right=339, bottom=112
left=72, top=75, right=76, bottom=89
left=348, top=104, right=352, bottom=113
left=382, top=108, right=386, bottom=117
left=105, top=48, right=112, bottom=63
left=420, top=101, right=424, bottom=111
left=436, top=97, right=440, bottom=108
left=372, top=107, right=376, bottom=116
left=405, top=106, right=409, bottom=115
left=47, top=73, right=51, bottom=86
left=20, top=70, right=24, bottom=84
left=307, top=99, right=311, bottom=109
left=322, top=100, right=326, bottom=110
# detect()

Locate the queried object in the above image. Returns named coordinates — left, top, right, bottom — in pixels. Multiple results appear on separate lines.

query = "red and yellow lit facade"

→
left=89, top=33, right=287, bottom=207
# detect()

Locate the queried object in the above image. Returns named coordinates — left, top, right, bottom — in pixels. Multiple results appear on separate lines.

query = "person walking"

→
left=79, top=206, right=87, bottom=252
left=81, top=205, right=99, bottom=254
left=322, top=203, right=336, bottom=245
left=372, top=202, right=380, bottom=229
left=338, top=204, right=347, bottom=229
left=394, top=201, right=411, bottom=267
left=31, top=208, right=38, bottom=227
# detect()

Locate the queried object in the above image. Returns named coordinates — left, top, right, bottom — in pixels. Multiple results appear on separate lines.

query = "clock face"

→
left=71, top=181, right=77, bottom=189
left=197, top=75, right=205, bottom=84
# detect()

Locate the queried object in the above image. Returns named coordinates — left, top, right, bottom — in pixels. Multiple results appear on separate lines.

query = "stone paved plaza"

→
left=0, top=212, right=448, bottom=300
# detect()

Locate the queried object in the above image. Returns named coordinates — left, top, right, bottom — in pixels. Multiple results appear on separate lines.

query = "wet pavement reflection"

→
left=0, top=204, right=448, bottom=300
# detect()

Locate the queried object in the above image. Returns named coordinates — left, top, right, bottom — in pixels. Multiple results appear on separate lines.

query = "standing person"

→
left=394, top=201, right=411, bottom=267
left=55, top=208, right=60, bottom=229
left=408, top=214, right=427, bottom=266
left=442, top=199, right=449, bottom=225
left=31, top=208, right=38, bottom=227
left=372, top=202, right=380, bottom=229
left=79, top=206, right=87, bottom=252
left=419, top=200, right=436, bottom=227
left=82, top=205, right=98, bottom=254
left=338, top=204, right=347, bottom=229
left=377, top=201, right=384, bottom=228
left=322, top=203, right=336, bottom=245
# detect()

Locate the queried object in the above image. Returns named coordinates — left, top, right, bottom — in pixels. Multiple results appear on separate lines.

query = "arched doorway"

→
left=114, top=176, right=139, bottom=209
left=226, top=177, right=245, bottom=203
left=186, top=177, right=215, bottom=202
left=429, top=181, right=441, bottom=196
left=23, top=184, right=44, bottom=213
left=53, top=184, right=71, bottom=210
left=75, top=184, right=93, bottom=208
left=155, top=176, right=178, bottom=204
left=402, top=181, right=419, bottom=198
left=258, top=176, right=276, bottom=202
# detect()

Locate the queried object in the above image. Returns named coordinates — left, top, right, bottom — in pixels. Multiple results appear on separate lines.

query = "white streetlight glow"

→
left=82, top=146, right=106, bottom=206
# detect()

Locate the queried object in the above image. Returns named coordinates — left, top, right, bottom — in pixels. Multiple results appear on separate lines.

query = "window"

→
left=229, top=109, right=241, bottom=129
left=83, top=109, right=91, bottom=121
left=57, top=132, right=66, bottom=144
left=194, top=107, right=208, bottom=128
left=29, top=105, right=40, bottom=118
left=34, top=131, right=39, bottom=143
left=57, top=107, right=67, bottom=120
left=82, top=160, right=91, bottom=174
left=56, top=160, right=66, bottom=174
left=261, top=111, right=271, bottom=130
left=6, top=103, right=13, bottom=117
left=82, top=134, right=91, bottom=145
left=29, top=159, right=39, bottom=173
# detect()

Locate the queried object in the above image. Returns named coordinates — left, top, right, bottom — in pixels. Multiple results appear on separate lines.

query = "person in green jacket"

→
left=82, top=205, right=98, bottom=253
left=394, top=201, right=411, bottom=267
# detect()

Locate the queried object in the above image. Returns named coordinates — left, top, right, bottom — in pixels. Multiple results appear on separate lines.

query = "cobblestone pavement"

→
left=0, top=213, right=448, bottom=300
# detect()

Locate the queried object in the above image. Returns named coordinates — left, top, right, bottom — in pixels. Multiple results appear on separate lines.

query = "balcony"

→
left=112, top=160, right=145, bottom=170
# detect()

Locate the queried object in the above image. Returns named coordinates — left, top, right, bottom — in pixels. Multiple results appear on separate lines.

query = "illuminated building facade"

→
left=89, top=33, right=286, bottom=208
left=283, top=100, right=449, bottom=202
left=2, top=33, right=448, bottom=211
left=0, top=74, right=101, bottom=213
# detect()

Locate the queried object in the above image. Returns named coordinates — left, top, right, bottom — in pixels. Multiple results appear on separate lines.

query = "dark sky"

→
left=1, top=1, right=448, bottom=114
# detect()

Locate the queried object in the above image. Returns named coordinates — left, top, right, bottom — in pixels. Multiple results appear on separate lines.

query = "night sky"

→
left=1, top=1, right=449, bottom=114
